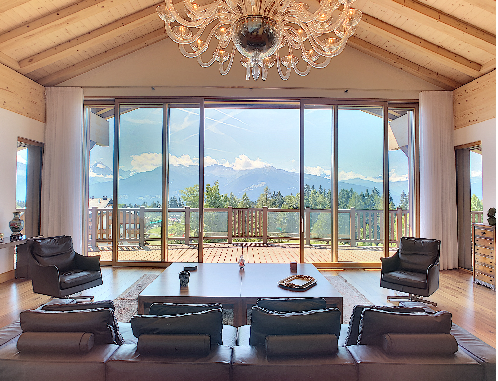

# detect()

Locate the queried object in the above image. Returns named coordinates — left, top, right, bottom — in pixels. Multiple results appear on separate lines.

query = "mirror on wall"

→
left=16, top=137, right=43, bottom=239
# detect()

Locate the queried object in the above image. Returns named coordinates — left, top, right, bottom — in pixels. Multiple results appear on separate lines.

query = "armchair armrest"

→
left=74, top=253, right=101, bottom=271
left=380, top=250, right=400, bottom=274
left=30, top=261, right=62, bottom=296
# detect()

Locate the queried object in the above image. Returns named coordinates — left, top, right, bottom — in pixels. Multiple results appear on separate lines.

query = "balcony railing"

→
left=88, top=206, right=412, bottom=249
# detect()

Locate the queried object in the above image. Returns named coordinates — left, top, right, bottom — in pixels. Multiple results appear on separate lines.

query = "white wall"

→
left=60, top=39, right=443, bottom=99
left=454, top=118, right=496, bottom=216
left=0, top=108, right=45, bottom=276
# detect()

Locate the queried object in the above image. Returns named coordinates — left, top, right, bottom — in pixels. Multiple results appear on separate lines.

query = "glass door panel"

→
left=203, top=102, right=300, bottom=263
left=337, top=106, right=384, bottom=263
left=86, top=106, right=114, bottom=260
left=166, top=104, right=200, bottom=262
left=117, top=105, right=163, bottom=262
left=303, top=105, right=333, bottom=263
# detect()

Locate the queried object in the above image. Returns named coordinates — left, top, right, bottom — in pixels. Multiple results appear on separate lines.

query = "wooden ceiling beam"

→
left=0, top=51, right=20, bottom=71
left=370, top=0, right=496, bottom=54
left=19, top=3, right=161, bottom=73
left=348, top=36, right=463, bottom=90
left=0, top=0, right=121, bottom=47
left=0, top=0, right=32, bottom=13
left=361, top=13, right=482, bottom=77
left=38, top=29, right=167, bottom=86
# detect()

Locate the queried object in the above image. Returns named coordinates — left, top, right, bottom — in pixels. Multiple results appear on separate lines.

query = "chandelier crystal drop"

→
left=157, top=0, right=362, bottom=80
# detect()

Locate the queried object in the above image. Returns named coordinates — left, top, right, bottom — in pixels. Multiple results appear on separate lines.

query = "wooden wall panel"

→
left=0, top=63, right=45, bottom=122
left=454, top=70, right=496, bottom=129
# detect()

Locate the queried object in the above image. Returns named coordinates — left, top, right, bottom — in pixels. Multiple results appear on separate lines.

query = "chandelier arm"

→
left=162, top=0, right=219, bottom=29
left=196, top=50, right=218, bottom=67
left=219, top=45, right=236, bottom=75
left=293, top=62, right=312, bottom=76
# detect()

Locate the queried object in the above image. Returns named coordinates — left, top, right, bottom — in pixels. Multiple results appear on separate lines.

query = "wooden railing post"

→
left=185, top=207, right=190, bottom=245
left=350, top=208, right=356, bottom=247
left=396, top=208, right=402, bottom=243
left=139, top=206, right=145, bottom=247
left=262, top=206, right=268, bottom=245
left=228, top=206, right=233, bottom=244
left=91, top=207, right=98, bottom=250
left=305, top=207, right=311, bottom=245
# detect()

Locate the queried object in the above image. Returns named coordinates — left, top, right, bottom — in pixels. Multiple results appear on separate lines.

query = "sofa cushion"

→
left=137, top=334, right=210, bottom=356
left=31, top=236, right=75, bottom=273
left=398, top=237, right=439, bottom=273
left=20, top=309, right=118, bottom=345
left=265, top=334, right=338, bottom=358
left=17, top=332, right=95, bottom=354
left=249, top=306, right=341, bottom=346
left=381, top=270, right=427, bottom=289
left=345, top=305, right=428, bottom=346
left=131, top=309, right=223, bottom=346
left=148, top=303, right=222, bottom=316
left=41, top=300, right=123, bottom=345
left=358, top=309, right=452, bottom=346
left=60, top=270, right=102, bottom=289
left=382, top=333, right=458, bottom=356
left=256, top=298, right=326, bottom=312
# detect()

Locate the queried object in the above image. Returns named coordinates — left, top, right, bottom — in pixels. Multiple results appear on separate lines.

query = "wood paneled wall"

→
left=0, top=63, right=45, bottom=123
left=454, top=70, right=496, bottom=129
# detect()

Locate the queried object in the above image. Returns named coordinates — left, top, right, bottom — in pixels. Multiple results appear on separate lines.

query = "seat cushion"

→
left=60, top=270, right=102, bottom=290
left=381, top=270, right=427, bottom=289
left=148, top=303, right=222, bottom=316
left=256, top=298, right=326, bottom=312
left=398, top=237, right=439, bottom=273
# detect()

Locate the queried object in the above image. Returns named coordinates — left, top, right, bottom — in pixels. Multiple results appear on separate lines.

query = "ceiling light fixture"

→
left=157, top=0, right=361, bottom=80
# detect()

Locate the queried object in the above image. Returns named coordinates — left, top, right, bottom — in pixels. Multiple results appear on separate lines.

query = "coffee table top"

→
left=140, top=263, right=341, bottom=299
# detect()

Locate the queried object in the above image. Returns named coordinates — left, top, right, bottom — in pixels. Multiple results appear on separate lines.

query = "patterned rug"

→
left=113, top=272, right=372, bottom=324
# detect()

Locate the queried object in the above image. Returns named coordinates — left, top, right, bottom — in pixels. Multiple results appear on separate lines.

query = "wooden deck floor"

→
left=92, top=243, right=390, bottom=263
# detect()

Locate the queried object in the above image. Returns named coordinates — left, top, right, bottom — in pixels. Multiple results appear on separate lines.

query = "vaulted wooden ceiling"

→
left=0, top=0, right=495, bottom=90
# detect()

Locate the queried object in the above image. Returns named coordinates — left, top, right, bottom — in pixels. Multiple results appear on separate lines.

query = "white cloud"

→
left=131, top=152, right=162, bottom=173
left=389, top=169, right=409, bottom=182
left=169, top=154, right=198, bottom=166
left=89, top=170, right=112, bottom=179
left=471, top=170, right=482, bottom=178
left=204, top=156, right=219, bottom=166
left=338, top=170, right=383, bottom=183
left=166, top=154, right=270, bottom=170
left=229, top=155, right=269, bottom=170
left=305, top=166, right=331, bottom=177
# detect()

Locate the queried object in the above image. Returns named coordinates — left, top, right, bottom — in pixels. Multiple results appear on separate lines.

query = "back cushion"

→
left=345, top=305, right=428, bottom=346
left=257, top=298, right=326, bottom=312
left=131, top=309, right=223, bottom=346
left=20, top=309, right=117, bottom=344
left=249, top=306, right=341, bottom=346
left=358, top=309, right=452, bottom=346
left=31, top=236, right=75, bottom=273
left=149, top=303, right=222, bottom=316
left=398, top=237, right=440, bottom=273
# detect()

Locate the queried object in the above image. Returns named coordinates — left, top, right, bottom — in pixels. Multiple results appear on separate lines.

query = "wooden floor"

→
left=0, top=266, right=494, bottom=348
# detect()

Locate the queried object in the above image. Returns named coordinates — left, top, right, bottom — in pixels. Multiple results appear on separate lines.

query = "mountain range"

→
left=89, top=162, right=413, bottom=206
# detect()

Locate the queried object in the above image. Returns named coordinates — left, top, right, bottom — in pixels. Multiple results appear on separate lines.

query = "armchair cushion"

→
left=249, top=306, right=341, bottom=346
left=256, top=298, right=326, bottom=312
left=137, top=334, right=211, bottom=356
left=357, top=309, right=452, bottom=346
left=148, top=303, right=222, bottom=316
left=398, top=237, right=440, bottom=273
left=382, top=333, right=458, bottom=356
left=381, top=270, right=427, bottom=289
left=20, top=309, right=119, bottom=345
left=131, top=309, right=223, bottom=346
left=31, top=236, right=75, bottom=273
left=17, top=332, right=95, bottom=354
left=60, top=270, right=102, bottom=289
left=265, top=334, right=338, bottom=358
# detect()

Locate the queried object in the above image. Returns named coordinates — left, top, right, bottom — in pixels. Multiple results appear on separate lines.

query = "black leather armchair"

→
left=380, top=237, right=441, bottom=306
left=29, top=236, right=103, bottom=298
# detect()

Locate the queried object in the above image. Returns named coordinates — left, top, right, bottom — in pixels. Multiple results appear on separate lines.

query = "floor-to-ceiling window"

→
left=84, top=98, right=418, bottom=265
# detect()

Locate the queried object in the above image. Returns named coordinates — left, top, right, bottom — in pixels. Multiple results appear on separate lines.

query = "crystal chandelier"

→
left=157, top=0, right=361, bottom=80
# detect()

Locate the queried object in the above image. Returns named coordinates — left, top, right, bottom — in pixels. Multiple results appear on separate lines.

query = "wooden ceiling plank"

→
left=0, top=0, right=120, bottom=46
left=348, top=36, right=463, bottom=90
left=38, top=29, right=167, bottom=86
left=0, top=0, right=32, bottom=14
left=462, top=0, right=495, bottom=15
left=370, top=0, right=496, bottom=54
left=19, top=4, right=161, bottom=72
left=361, top=13, right=482, bottom=77
left=480, top=58, right=496, bottom=74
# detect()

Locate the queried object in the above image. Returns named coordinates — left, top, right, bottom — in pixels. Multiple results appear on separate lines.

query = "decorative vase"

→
left=9, top=211, right=23, bottom=234
left=179, top=270, right=190, bottom=287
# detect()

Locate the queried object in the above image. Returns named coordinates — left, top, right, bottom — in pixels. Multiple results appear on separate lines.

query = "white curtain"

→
left=41, top=87, right=84, bottom=253
left=419, top=91, right=458, bottom=270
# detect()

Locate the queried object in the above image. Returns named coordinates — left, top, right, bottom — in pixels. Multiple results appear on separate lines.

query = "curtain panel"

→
left=419, top=91, right=458, bottom=270
left=41, top=87, right=84, bottom=253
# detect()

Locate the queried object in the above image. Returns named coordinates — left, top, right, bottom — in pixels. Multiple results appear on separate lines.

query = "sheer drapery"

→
left=41, top=87, right=84, bottom=253
left=419, top=91, right=458, bottom=270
